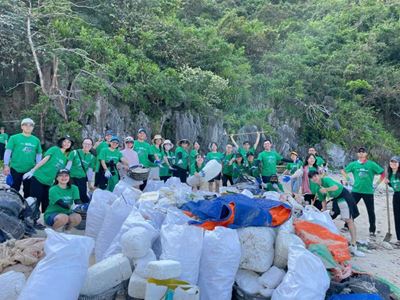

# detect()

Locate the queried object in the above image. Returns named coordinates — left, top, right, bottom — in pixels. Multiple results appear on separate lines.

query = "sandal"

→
left=393, top=241, right=400, bottom=248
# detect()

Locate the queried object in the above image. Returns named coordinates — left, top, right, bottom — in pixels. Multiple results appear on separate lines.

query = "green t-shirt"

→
left=238, top=147, right=255, bottom=158
left=316, top=156, right=325, bottom=167
left=257, top=150, right=283, bottom=176
left=95, top=141, right=109, bottom=157
left=286, top=160, right=303, bottom=175
left=97, top=147, right=122, bottom=171
left=246, top=159, right=261, bottom=178
left=44, top=184, right=80, bottom=219
left=265, top=182, right=284, bottom=192
left=68, top=149, right=95, bottom=179
left=306, top=166, right=320, bottom=195
left=321, top=177, right=344, bottom=199
left=190, top=149, right=199, bottom=165
left=6, top=133, right=42, bottom=173
left=390, top=173, right=400, bottom=192
left=134, top=140, right=152, bottom=167
left=190, top=161, right=205, bottom=176
left=34, top=146, right=67, bottom=186
left=222, top=153, right=234, bottom=176
left=206, top=151, right=224, bottom=163
left=232, top=162, right=246, bottom=180
left=175, top=146, right=190, bottom=170
left=344, top=160, right=384, bottom=194
left=159, top=150, right=174, bottom=177
left=149, top=145, right=163, bottom=167
left=0, top=133, right=8, bottom=144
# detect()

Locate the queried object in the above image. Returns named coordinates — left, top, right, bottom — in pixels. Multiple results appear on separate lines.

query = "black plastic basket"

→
left=127, top=167, right=150, bottom=181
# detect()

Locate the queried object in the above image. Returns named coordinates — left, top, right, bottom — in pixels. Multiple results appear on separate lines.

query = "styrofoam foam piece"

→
left=260, top=288, right=274, bottom=298
left=273, top=231, right=305, bottom=269
left=85, top=189, right=117, bottom=239
left=145, top=282, right=168, bottom=300
left=238, top=227, right=276, bottom=273
left=128, top=272, right=147, bottom=299
left=235, top=269, right=263, bottom=295
left=241, top=189, right=254, bottom=198
left=258, top=266, right=286, bottom=289
left=0, top=271, right=26, bottom=300
left=198, top=226, right=241, bottom=300
left=133, top=250, right=157, bottom=278
left=160, top=224, right=203, bottom=284
left=146, top=260, right=181, bottom=280
left=121, top=227, right=153, bottom=259
left=80, top=253, right=132, bottom=296
left=19, top=230, right=94, bottom=300
left=138, top=191, right=160, bottom=203
left=95, top=197, right=134, bottom=262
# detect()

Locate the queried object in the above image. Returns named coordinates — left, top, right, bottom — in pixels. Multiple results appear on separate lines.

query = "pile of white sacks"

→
left=0, top=178, right=332, bottom=300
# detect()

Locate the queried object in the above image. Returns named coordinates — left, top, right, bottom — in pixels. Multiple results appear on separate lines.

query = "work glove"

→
left=104, top=169, right=112, bottom=178
left=23, top=169, right=35, bottom=180
left=177, top=159, right=183, bottom=165
left=199, top=170, right=206, bottom=177
left=373, top=183, right=378, bottom=191
left=282, top=175, right=291, bottom=183
left=169, top=166, right=177, bottom=171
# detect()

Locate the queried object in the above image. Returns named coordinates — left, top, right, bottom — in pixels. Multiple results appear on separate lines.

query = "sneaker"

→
left=369, top=232, right=376, bottom=238
left=349, top=244, right=365, bottom=257
left=33, top=222, right=46, bottom=230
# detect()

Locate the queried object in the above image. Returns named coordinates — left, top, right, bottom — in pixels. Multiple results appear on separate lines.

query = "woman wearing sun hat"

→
left=173, top=138, right=190, bottom=183
left=160, top=139, right=175, bottom=182
left=148, top=134, right=164, bottom=180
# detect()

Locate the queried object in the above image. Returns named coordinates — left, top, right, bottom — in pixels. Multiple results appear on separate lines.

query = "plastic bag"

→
left=85, top=189, right=117, bottom=239
left=144, top=180, right=166, bottom=192
left=95, top=196, right=134, bottom=261
left=103, top=209, right=158, bottom=259
left=235, top=269, right=263, bottom=295
left=198, top=227, right=241, bottom=300
left=301, top=205, right=339, bottom=234
left=138, top=201, right=165, bottom=229
left=0, top=271, right=25, bottom=300
left=19, top=229, right=94, bottom=300
left=258, top=266, right=286, bottom=289
left=113, top=180, right=133, bottom=196
left=133, top=249, right=157, bottom=277
left=238, top=227, right=275, bottom=273
left=272, top=244, right=330, bottom=300
left=274, top=231, right=305, bottom=269
left=161, top=224, right=204, bottom=284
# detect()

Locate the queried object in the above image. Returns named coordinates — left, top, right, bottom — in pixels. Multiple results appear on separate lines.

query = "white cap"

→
left=21, top=118, right=35, bottom=126
left=124, top=136, right=134, bottom=142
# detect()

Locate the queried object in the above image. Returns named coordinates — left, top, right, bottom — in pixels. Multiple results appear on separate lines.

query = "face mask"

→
left=165, top=144, right=172, bottom=151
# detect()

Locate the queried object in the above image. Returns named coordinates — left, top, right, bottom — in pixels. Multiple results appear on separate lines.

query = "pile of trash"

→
left=1, top=177, right=398, bottom=300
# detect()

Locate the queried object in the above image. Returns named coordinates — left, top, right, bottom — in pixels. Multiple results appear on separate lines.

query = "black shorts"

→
left=0, top=143, right=5, bottom=160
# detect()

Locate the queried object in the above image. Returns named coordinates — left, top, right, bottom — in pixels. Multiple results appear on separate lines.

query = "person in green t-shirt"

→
left=133, top=128, right=152, bottom=190
left=0, top=126, right=8, bottom=161
left=26, top=135, right=73, bottom=229
left=94, top=130, right=113, bottom=187
left=230, top=132, right=261, bottom=162
left=159, top=139, right=175, bottom=182
left=263, top=174, right=284, bottom=193
left=245, top=152, right=262, bottom=185
left=341, top=147, right=384, bottom=236
left=190, top=141, right=201, bottom=167
left=257, top=139, right=285, bottom=183
left=3, top=118, right=42, bottom=198
left=149, top=134, right=164, bottom=180
left=66, top=138, right=95, bottom=203
left=309, top=170, right=365, bottom=257
left=222, top=143, right=235, bottom=187
left=190, top=154, right=206, bottom=191
left=385, top=156, right=400, bottom=245
left=44, top=169, right=82, bottom=230
left=173, top=139, right=191, bottom=183
left=97, top=136, right=129, bottom=192
left=232, top=153, right=247, bottom=184
left=206, top=142, right=224, bottom=193
left=283, top=151, right=303, bottom=195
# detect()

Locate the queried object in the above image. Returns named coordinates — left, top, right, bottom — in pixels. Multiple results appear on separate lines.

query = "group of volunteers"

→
left=1, top=119, right=400, bottom=251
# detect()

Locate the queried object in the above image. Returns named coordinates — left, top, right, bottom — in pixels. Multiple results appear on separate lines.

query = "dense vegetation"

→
left=1, top=0, right=399, bottom=153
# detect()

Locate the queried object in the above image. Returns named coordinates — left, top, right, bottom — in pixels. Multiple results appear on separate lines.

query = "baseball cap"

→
left=358, top=147, right=367, bottom=153
left=110, top=136, right=120, bottom=143
left=57, top=168, right=70, bottom=176
left=124, top=136, right=134, bottom=142
left=138, top=128, right=147, bottom=134
left=390, top=156, right=400, bottom=163
left=21, top=118, right=35, bottom=126
left=105, top=130, right=113, bottom=136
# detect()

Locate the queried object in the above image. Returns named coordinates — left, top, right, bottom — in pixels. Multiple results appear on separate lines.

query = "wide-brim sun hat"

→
left=162, top=139, right=174, bottom=147
left=152, top=134, right=164, bottom=144
left=178, top=138, right=190, bottom=145
left=57, top=135, right=74, bottom=148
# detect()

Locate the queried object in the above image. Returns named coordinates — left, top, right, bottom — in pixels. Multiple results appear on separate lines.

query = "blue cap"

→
left=138, top=128, right=147, bottom=134
left=110, top=136, right=119, bottom=143
left=105, top=130, right=113, bottom=136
